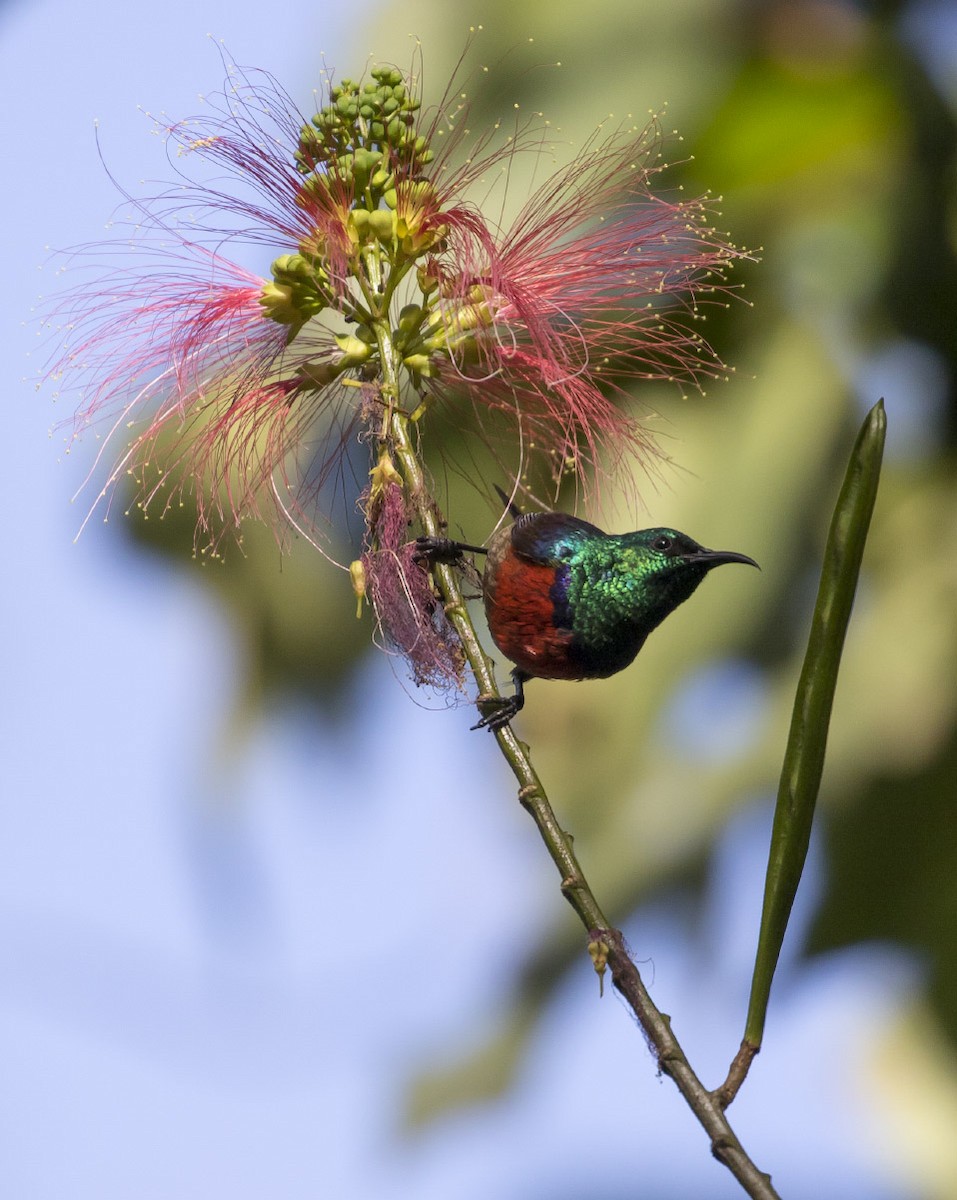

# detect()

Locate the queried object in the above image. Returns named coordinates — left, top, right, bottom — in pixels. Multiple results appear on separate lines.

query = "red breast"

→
left=482, top=530, right=578, bottom=680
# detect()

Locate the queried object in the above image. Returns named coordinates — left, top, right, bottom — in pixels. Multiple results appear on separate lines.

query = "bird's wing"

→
left=510, top=512, right=605, bottom=565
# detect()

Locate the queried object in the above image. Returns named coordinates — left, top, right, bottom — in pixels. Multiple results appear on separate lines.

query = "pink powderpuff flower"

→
left=56, top=253, right=331, bottom=547
left=47, top=62, right=377, bottom=552
left=406, top=119, right=748, bottom=506
left=46, top=51, right=750, bottom=687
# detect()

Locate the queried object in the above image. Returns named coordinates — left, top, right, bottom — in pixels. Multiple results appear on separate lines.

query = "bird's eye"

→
left=652, top=535, right=673, bottom=552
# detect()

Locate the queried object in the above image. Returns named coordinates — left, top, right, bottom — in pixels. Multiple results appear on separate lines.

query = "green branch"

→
left=381, top=394, right=780, bottom=1200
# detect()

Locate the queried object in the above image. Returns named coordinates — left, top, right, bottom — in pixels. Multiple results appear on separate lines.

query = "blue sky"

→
left=2, top=2, right=919, bottom=1196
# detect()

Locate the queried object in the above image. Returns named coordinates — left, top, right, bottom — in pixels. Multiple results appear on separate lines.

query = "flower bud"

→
left=368, top=209, right=396, bottom=243
left=297, top=360, right=342, bottom=388
left=397, top=304, right=426, bottom=337
left=402, top=352, right=437, bottom=377
left=334, top=333, right=373, bottom=366
left=349, top=560, right=367, bottom=619
left=368, top=448, right=403, bottom=498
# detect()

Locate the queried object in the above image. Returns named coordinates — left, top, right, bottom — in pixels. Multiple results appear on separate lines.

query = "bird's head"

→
left=618, top=528, right=759, bottom=619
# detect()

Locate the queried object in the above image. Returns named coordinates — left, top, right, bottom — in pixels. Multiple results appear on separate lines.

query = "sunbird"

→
left=418, top=499, right=758, bottom=730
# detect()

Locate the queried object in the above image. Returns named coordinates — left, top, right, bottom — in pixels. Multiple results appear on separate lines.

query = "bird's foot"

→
left=414, top=535, right=488, bottom=565
left=471, top=694, right=522, bottom=732
left=471, top=670, right=528, bottom=732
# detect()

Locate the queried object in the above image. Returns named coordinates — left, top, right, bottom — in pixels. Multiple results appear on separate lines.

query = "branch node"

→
left=713, top=1040, right=760, bottom=1110
left=517, top=783, right=539, bottom=810
left=710, top=1133, right=737, bottom=1161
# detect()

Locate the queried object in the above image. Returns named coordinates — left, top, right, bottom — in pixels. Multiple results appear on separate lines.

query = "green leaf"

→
left=744, top=399, right=887, bottom=1048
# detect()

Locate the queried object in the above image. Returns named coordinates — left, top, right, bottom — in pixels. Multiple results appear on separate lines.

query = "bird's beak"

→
left=687, top=548, right=760, bottom=570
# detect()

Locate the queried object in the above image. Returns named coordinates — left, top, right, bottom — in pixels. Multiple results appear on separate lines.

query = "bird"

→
left=417, top=497, right=758, bottom=731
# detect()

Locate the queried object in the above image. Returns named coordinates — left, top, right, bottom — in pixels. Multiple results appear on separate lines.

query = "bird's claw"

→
left=414, top=535, right=461, bottom=565
left=471, top=671, right=527, bottom=731
left=470, top=696, right=520, bottom=732
left=414, top=535, right=489, bottom=565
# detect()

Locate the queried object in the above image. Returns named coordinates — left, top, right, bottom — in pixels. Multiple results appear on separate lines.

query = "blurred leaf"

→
left=813, top=723, right=957, bottom=1042
left=866, top=999, right=957, bottom=1197
left=692, top=58, right=904, bottom=198
left=405, top=1006, right=538, bottom=1128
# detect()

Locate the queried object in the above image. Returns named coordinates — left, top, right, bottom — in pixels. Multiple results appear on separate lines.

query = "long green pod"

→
left=744, top=399, right=887, bottom=1048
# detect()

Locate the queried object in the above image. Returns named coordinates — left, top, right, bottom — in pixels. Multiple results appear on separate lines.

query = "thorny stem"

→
left=372, top=332, right=778, bottom=1200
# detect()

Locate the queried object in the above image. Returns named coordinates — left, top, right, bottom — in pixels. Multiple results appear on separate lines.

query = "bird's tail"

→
left=494, top=484, right=523, bottom=520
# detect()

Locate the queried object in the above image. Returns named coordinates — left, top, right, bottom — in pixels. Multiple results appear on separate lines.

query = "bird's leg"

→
left=471, top=669, right=529, bottom=732
left=414, top=535, right=488, bottom=565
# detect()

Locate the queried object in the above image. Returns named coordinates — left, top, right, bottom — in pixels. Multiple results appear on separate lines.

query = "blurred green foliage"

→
left=128, top=0, right=957, bottom=1184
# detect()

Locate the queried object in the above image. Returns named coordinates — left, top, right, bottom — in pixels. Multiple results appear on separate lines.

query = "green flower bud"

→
left=297, top=360, right=342, bottom=388
left=350, top=559, right=367, bottom=619
left=260, top=253, right=328, bottom=332
left=348, top=208, right=371, bottom=242
left=294, top=64, right=438, bottom=224
left=334, top=333, right=373, bottom=365
left=402, top=352, right=436, bottom=376
left=416, top=263, right=440, bottom=295
left=367, top=209, right=396, bottom=243
left=259, top=280, right=296, bottom=324
left=397, top=304, right=426, bottom=337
